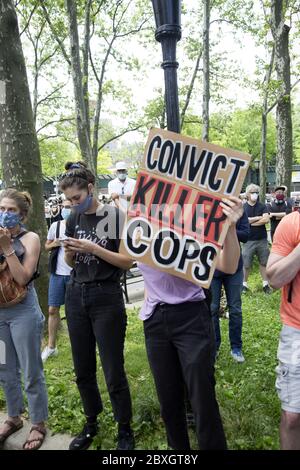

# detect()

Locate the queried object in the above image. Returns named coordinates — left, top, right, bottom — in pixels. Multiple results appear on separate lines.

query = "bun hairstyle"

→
left=0, top=188, right=33, bottom=221
left=60, top=161, right=95, bottom=191
left=64, top=161, right=88, bottom=171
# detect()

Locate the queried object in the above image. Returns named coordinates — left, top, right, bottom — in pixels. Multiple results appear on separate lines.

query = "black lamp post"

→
left=151, top=0, right=182, bottom=133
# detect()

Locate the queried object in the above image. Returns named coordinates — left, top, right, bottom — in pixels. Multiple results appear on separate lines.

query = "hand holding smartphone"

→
left=58, top=237, right=70, bottom=246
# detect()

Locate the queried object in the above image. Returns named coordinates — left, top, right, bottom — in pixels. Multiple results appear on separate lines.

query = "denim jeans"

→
left=0, top=286, right=48, bottom=423
left=211, top=268, right=243, bottom=351
left=65, top=280, right=132, bottom=423
left=144, top=300, right=227, bottom=450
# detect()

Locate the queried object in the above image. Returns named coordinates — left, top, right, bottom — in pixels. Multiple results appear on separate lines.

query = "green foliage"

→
left=97, top=149, right=113, bottom=174
left=216, top=264, right=281, bottom=450
left=39, top=138, right=75, bottom=176
left=182, top=107, right=277, bottom=162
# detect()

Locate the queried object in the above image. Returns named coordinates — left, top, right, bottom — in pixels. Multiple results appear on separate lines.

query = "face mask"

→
left=117, top=172, right=127, bottom=181
left=250, top=193, right=258, bottom=202
left=61, top=208, right=72, bottom=220
left=275, top=194, right=285, bottom=202
left=0, top=211, right=22, bottom=229
left=73, top=194, right=93, bottom=214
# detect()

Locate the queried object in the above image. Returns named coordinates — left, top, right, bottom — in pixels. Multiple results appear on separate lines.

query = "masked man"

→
left=108, top=162, right=136, bottom=210
left=267, top=186, right=293, bottom=241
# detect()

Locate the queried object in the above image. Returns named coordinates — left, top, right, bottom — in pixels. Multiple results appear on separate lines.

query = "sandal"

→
left=0, top=419, right=23, bottom=444
left=23, top=425, right=47, bottom=451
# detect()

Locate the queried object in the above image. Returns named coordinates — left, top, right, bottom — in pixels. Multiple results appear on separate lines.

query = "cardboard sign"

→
left=119, top=128, right=251, bottom=288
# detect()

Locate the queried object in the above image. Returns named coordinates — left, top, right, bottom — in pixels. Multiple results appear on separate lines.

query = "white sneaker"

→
left=231, top=350, right=245, bottom=363
left=42, top=346, right=58, bottom=362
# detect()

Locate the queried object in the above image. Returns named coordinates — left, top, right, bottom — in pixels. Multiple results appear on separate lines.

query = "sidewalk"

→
left=0, top=412, right=73, bottom=450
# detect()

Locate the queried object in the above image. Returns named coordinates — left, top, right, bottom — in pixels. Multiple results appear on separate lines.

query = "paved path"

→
left=0, top=412, right=73, bottom=450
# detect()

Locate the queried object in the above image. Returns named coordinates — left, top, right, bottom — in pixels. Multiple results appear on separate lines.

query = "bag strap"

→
left=13, top=229, right=28, bottom=240
left=55, top=220, right=61, bottom=239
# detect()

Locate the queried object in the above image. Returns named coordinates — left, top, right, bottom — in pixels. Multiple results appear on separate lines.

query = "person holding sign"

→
left=59, top=163, right=134, bottom=451
left=138, top=196, right=244, bottom=451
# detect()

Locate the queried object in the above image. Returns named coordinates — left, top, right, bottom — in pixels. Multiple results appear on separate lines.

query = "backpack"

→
left=48, top=221, right=61, bottom=274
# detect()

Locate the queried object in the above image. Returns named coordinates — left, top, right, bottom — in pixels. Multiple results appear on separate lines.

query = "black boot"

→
left=69, top=422, right=98, bottom=451
left=116, top=424, right=135, bottom=450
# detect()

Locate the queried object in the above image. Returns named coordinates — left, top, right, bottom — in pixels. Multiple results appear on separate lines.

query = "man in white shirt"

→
left=108, top=161, right=136, bottom=210
left=42, top=199, right=72, bottom=361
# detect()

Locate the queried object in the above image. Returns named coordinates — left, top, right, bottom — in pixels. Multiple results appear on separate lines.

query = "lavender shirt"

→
left=138, top=263, right=206, bottom=321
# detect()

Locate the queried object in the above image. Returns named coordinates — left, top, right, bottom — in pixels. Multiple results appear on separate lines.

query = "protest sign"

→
left=119, top=127, right=251, bottom=288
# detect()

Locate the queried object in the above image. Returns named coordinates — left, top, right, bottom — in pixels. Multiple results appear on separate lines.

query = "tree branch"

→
left=37, top=117, right=75, bottom=134
left=181, top=46, right=203, bottom=128
left=18, top=4, right=38, bottom=36
left=265, top=77, right=300, bottom=115
left=38, top=1, right=71, bottom=66
left=36, top=83, right=67, bottom=108
left=98, top=125, right=143, bottom=152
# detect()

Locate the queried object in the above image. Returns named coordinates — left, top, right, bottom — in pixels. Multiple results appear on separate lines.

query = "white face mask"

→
left=117, top=172, right=127, bottom=181
left=250, top=193, right=258, bottom=202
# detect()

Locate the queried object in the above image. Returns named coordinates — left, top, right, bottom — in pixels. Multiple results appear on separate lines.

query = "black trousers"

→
left=65, top=280, right=132, bottom=423
left=144, top=300, right=227, bottom=450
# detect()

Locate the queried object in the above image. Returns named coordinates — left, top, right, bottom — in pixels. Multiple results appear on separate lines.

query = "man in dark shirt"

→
left=267, top=185, right=293, bottom=241
left=211, top=208, right=250, bottom=363
left=242, top=184, right=271, bottom=294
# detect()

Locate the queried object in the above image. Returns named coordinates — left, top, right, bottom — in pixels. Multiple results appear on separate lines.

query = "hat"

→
left=115, top=161, right=127, bottom=171
left=274, top=185, right=286, bottom=192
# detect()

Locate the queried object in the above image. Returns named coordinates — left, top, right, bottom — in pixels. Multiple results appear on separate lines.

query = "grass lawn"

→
left=0, top=266, right=282, bottom=450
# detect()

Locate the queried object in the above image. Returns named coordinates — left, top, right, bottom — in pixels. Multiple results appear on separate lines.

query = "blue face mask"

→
left=61, top=208, right=72, bottom=220
left=0, top=211, right=22, bottom=229
left=73, top=194, right=93, bottom=214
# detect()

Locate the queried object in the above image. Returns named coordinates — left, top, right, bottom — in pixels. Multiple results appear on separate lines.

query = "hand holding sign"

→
left=220, top=197, right=243, bottom=227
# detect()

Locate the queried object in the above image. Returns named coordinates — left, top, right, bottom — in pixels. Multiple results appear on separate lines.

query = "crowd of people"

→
left=0, top=161, right=299, bottom=451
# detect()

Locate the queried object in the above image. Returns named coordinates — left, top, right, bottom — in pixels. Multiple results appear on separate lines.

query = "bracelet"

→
left=4, top=249, right=16, bottom=257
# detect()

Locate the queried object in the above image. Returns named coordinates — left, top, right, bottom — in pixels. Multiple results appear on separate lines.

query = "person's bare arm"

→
left=4, top=233, right=40, bottom=286
left=216, top=225, right=240, bottom=274
left=267, top=247, right=300, bottom=289
left=251, top=213, right=270, bottom=226
left=248, top=216, right=261, bottom=224
left=45, top=239, right=60, bottom=252
left=215, top=197, right=243, bottom=274
left=269, top=212, right=286, bottom=220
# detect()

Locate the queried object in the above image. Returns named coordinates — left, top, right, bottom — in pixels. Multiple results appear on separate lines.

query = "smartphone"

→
left=58, top=237, right=70, bottom=246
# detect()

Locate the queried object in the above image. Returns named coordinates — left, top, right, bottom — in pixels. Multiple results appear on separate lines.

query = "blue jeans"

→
left=0, top=286, right=48, bottom=423
left=211, top=268, right=243, bottom=351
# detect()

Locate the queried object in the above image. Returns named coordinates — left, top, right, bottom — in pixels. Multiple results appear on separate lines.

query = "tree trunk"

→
left=260, top=113, right=267, bottom=200
left=260, top=45, right=275, bottom=201
left=82, top=0, right=92, bottom=140
left=65, top=0, right=95, bottom=174
left=0, top=0, right=48, bottom=315
left=271, top=1, right=293, bottom=194
left=181, top=46, right=202, bottom=129
left=202, top=0, right=210, bottom=141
